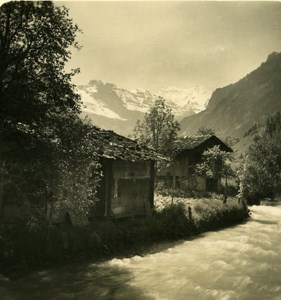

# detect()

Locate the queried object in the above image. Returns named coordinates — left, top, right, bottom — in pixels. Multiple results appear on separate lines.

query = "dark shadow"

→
left=0, top=261, right=154, bottom=300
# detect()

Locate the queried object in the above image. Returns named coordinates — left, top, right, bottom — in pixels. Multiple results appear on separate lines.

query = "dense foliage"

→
left=239, top=112, right=281, bottom=204
left=0, top=1, right=100, bottom=226
left=0, top=1, right=81, bottom=129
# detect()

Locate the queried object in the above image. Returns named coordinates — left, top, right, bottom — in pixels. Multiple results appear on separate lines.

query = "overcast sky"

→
left=60, top=1, right=281, bottom=92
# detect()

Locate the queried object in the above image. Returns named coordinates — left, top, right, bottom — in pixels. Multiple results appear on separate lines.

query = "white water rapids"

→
left=1, top=204, right=281, bottom=300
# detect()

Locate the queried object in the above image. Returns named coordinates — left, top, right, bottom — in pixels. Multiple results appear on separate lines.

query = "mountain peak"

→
left=267, top=51, right=281, bottom=62
left=88, top=80, right=103, bottom=87
left=87, top=80, right=118, bottom=90
left=77, top=81, right=211, bottom=135
left=157, top=86, right=211, bottom=112
left=180, top=52, right=281, bottom=152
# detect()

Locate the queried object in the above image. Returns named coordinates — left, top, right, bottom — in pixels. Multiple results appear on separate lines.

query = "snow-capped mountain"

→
left=79, top=89, right=126, bottom=121
left=77, top=80, right=211, bottom=135
left=157, top=86, right=211, bottom=113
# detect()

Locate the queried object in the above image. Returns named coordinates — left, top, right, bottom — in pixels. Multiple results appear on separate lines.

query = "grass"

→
left=0, top=194, right=249, bottom=275
left=155, top=194, right=249, bottom=231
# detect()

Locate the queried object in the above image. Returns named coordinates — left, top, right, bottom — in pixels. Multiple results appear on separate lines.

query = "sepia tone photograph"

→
left=0, top=0, right=281, bottom=299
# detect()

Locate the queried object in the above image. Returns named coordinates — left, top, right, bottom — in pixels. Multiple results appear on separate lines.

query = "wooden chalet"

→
left=0, top=126, right=161, bottom=223
left=158, top=135, right=232, bottom=192
left=90, top=127, right=161, bottom=219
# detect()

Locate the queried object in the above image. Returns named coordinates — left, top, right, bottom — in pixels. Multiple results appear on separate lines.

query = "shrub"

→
left=192, top=198, right=249, bottom=231
left=0, top=197, right=249, bottom=273
left=152, top=203, right=196, bottom=239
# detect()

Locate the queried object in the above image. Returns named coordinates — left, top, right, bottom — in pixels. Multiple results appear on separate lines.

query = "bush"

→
left=152, top=203, right=196, bottom=239
left=192, top=198, right=249, bottom=231
left=239, top=113, right=281, bottom=203
left=0, top=197, right=249, bottom=274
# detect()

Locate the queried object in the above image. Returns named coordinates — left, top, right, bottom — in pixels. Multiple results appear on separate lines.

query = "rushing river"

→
left=1, top=204, right=281, bottom=300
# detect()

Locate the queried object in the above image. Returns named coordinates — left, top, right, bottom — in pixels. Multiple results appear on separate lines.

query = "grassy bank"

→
left=0, top=195, right=249, bottom=275
left=155, top=195, right=249, bottom=232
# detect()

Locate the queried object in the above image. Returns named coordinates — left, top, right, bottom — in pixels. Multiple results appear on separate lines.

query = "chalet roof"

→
left=174, top=134, right=232, bottom=156
left=90, top=126, right=163, bottom=161
left=177, top=134, right=213, bottom=150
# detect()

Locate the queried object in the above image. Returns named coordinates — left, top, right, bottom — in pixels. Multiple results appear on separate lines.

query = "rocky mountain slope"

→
left=180, top=52, right=281, bottom=151
left=78, top=80, right=211, bottom=135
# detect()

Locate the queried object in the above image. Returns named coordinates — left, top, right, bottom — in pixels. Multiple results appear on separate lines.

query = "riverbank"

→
left=154, top=194, right=249, bottom=232
left=2, top=204, right=280, bottom=300
left=0, top=195, right=249, bottom=277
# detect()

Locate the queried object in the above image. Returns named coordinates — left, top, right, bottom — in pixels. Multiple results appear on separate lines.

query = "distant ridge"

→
left=180, top=52, right=281, bottom=151
left=77, top=80, right=211, bottom=135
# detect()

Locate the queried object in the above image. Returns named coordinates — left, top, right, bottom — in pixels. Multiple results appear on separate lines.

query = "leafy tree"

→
left=133, top=97, right=180, bottom=157
left=0, top=1, right=100, bottom=225
left=196, top=145, right=235, bottom=203
left=239, top=112, right=281, bottom=204
left=47, top=118, right=101, bottom=227
left=0, top=1, right=81, bottom=132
